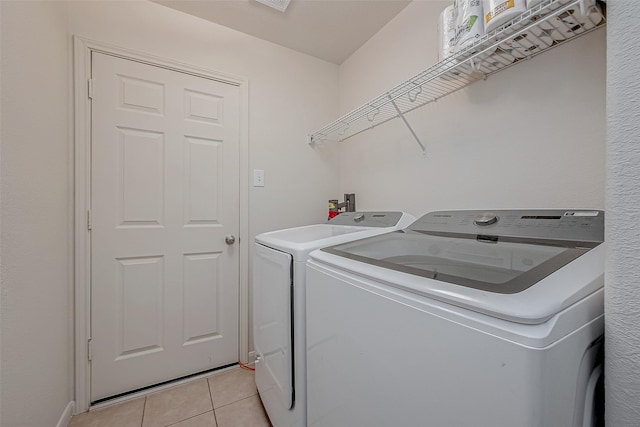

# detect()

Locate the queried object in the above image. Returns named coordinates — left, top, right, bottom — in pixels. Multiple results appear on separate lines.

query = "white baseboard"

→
left=248, top=351, right=257, bottom=364
left=56, top=401, right=75, bottom=427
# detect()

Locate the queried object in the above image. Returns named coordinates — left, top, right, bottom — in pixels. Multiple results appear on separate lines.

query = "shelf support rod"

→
left=388, top=95, right=426, bottom=152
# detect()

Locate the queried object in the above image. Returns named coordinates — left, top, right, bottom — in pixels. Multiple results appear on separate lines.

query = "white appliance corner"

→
left=56, top=401, right=76, bottom=427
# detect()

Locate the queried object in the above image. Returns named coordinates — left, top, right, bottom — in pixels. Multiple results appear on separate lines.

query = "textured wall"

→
left=605, top=1, right=640, bottom=425
left=0, top=2, right=73, bottom=426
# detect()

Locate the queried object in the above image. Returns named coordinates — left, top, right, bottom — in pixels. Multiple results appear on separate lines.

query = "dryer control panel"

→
left=329, top=211, right=404, bottom=228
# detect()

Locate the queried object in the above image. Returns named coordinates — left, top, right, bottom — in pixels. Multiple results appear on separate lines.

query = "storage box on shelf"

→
left=308, top=0, right=606, bottom=152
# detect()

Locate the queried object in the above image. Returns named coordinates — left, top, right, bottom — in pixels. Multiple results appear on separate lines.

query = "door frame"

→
left=73, top=36, right=250, bottom=413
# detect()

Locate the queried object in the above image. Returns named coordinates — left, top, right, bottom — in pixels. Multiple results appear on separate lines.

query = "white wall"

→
left=337, top=1, right=605, bottom=216
left=0, top=2, right=73, bottom=426
left=606, top=1, right=640, bottom=425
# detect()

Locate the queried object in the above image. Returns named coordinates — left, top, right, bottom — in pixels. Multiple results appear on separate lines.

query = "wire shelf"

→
left=308, top=0, right=606, bottom=148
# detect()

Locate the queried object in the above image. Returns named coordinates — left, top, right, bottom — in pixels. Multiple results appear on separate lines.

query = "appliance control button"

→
left=353, top=213, right=365, bottom=222
left=474, top=213, right=499, bottom=226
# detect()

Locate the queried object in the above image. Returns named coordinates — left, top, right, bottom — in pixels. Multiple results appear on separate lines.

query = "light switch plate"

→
left=253, top=169, right=265, bottom=187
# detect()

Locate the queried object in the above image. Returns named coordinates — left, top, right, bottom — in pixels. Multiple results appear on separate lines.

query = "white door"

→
left=90, top=52, right=240, bottom=401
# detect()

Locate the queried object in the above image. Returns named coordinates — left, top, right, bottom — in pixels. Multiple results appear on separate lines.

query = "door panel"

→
left=116, top=256, right=164, bottom=358
left=183, top=252, right=222, bottom=345
left=118, top=128, right=165, bottom=225
left=184, top=137, right=222, bottom=225
left=91, top=52, right=240, bottom=401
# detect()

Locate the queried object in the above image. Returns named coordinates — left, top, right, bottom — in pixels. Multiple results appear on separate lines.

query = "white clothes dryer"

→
left=306, top=209, right=604, bottom=427
left=253, top=211, right=415, bottom=427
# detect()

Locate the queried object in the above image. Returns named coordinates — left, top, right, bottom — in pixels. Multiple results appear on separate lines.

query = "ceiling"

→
left=151, top=0, right=412, bottom=64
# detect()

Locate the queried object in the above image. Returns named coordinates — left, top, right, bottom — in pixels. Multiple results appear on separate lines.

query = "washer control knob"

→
left=353, top=213, right=365, bottom=222
left=474, top=213, right=499, bottom=226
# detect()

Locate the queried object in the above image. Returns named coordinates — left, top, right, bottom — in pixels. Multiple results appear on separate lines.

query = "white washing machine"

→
left=306, top=209, right=604, bottom=427
left=253, top=211, right=415, bottom=427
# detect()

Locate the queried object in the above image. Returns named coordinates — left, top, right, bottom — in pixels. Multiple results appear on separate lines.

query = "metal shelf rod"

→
left=389, top=95, right=426, bottom=152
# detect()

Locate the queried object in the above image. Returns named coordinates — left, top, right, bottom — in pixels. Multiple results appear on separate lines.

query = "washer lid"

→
left=323, top=230, right=600, bottom=295
left=315, top=209, right=604, bottom=323
left=255, top=212, right=415, bottom=261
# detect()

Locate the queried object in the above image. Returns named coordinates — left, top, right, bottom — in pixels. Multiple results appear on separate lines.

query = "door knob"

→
left=225, top=235, right=236, bottom=245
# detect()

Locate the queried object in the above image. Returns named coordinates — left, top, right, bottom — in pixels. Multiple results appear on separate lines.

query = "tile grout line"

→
left=140, top=396, right=147, bottom=427
left=214, top=393, right=259, bottom=410
left=210, top=369, right=260, bottom=410
left=206, top=377, right=219, bottom=427
left=158, top=379, right=215, bottom=427
left=163, top=410, right=215, bottom=427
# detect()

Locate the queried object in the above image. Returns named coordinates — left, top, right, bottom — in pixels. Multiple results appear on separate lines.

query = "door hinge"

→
left=87, top=210, right=92, bottom=231
left=88, top=78, right=93, bottom=99
left=87, top=338, right=93, bottom=361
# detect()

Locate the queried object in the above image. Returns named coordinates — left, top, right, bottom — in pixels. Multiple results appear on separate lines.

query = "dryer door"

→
left=253, top=243, right=294, bottom=409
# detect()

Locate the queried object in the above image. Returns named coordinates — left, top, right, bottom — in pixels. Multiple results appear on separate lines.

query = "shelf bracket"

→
left=468, top=58, right=487, bottom=80
left=389, top=95, right=426, bottom=153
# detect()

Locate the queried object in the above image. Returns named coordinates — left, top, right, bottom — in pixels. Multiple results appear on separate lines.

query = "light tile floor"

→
left=69, top=368, right=271, bottom=427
